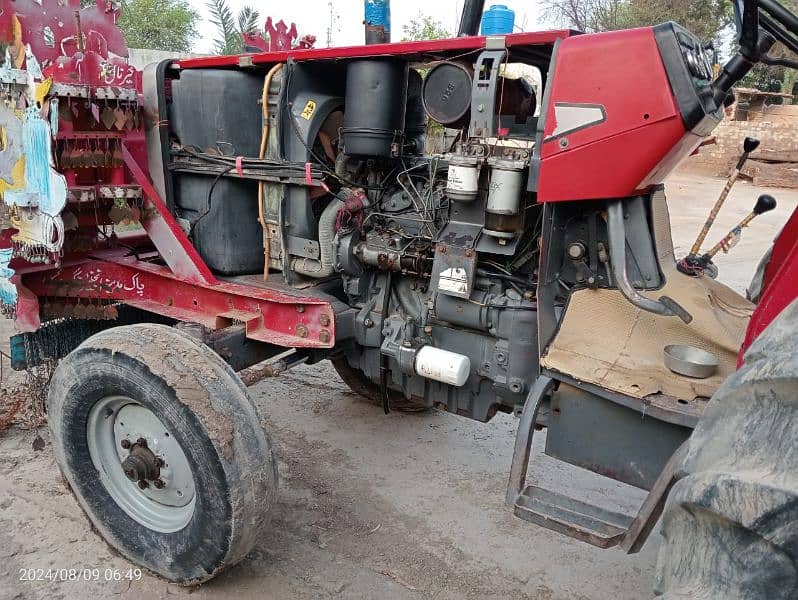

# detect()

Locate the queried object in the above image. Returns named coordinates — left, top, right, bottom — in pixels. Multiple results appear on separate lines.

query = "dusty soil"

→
left=0, top=172, right=795, bottom=600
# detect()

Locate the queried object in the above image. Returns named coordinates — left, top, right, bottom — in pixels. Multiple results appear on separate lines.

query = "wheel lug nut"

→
left=153, top=479, right=165, bottom=489
left=120, top=439, right=131, bottom=449
left=136, top=437, right=147, bottom=448
left=138, top=480, right=149, bottom=489
left=154, top=457, right=164, bottom=468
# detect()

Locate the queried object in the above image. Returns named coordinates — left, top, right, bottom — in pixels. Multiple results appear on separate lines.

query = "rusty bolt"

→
left=120, top=439, right=131, bottom=450
left=319, top=313, right=331, bottom=327
left=296, top=304, right=306, bottom=313
left=364, top=318, right=374, bottom=328
left=465, top=249, right=474, bottom=258
left=424, top=325, right=433, bottom=334
left=136, top=437, right=147, bottom=448
left=296, top=324, right=308, bottom=338
left=319, top=330, right=331, bottom=344
left=138, top=480, right=149, bottom=490
left=153, top=479, right=165, bottom=489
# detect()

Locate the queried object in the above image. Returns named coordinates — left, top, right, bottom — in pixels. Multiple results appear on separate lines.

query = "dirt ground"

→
left=0, top=172, right=795, bottom=600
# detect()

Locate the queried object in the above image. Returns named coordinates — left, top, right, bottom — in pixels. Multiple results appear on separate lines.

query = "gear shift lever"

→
left=702, top=194, right=777, bottom=260
left=678, top=136, right=760, bottom=276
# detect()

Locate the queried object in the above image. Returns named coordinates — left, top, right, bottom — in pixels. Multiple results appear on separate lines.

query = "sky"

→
left=188, top=0, right=544, bottom=54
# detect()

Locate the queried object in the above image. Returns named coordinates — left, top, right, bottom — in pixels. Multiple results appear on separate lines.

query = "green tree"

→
left=206, top=0, right=261, bottom=55
left=117, top=0, right=198, bottom=52
left=543, top=0, right=628, bottom=32
left=402, top=14, right=452, bottom=41
left=543, top=0, right=732, bottom=41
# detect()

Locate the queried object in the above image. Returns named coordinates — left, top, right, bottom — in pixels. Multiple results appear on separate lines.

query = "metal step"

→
left=507, top=376, right=689, bottom=553
left=513, top=485, right=634, bottom=549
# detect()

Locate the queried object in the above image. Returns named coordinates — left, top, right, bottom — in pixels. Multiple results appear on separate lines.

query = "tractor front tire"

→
left=47, top=324, right=278, bottom=584
left=655, top=299, right=798, bottom=598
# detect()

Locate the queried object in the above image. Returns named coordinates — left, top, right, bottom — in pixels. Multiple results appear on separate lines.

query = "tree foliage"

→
left=402, top=14, right=452, bottom=41
left=544, top=0, right=798, bottom=99
left=206, top=0, right=260, bottom=55
left=117, top=0, right=199, bottom=53
left=543, top=0, right=732, bottom=41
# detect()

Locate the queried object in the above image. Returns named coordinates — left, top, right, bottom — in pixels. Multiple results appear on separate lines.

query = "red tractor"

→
left=1, top=0, right=797, bottom=595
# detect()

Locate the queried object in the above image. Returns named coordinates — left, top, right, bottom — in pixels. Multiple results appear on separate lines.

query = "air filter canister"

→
left=342, top=59, right=407, bottom=157
left=446, top=155, right=480, bottom=202
left=422, top=61, right=473, bottom=127
left=484, top=158, right=525, bottom=238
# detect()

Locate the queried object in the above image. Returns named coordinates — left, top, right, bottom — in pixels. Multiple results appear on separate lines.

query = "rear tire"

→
left=655, top=300, right=798, bottom=598
left=47, top=324, right=278, bottom=584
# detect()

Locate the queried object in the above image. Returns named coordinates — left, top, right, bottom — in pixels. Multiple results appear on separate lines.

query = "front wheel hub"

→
left=121, top=443, right=161, bottom=483
left=86, top=397, right=197, bottom=533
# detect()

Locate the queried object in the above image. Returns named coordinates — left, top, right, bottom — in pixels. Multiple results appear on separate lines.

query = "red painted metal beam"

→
left=177, top=30, right=573, bottom=70
left=22, top=253, right=335, bottom=349
left=121, top=143, right=216, bottom=286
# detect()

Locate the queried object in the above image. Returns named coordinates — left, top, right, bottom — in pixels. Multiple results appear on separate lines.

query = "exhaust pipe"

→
left=458, top=0, right=486, bottom=36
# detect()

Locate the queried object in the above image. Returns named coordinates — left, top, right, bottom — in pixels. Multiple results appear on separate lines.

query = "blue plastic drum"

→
left=481, top=4, right=515, bottom=35
left=364, top=0, right=391, bottom=30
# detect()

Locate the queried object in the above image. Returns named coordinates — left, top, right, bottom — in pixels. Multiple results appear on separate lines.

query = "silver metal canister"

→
left=446, top=155, right=480, bottom=202
left=484, top=158, right=526, bottom=238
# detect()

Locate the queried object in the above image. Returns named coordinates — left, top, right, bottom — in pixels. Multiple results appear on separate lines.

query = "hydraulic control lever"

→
left=703, top=194, right=777, bottom=260
left=607, top=201, right=693, bottom=324
left=678, top=136, right=760, bottom=276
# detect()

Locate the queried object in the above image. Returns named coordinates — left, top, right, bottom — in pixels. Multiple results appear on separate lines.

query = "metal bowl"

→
left=664, top=345, right=719, bottom=379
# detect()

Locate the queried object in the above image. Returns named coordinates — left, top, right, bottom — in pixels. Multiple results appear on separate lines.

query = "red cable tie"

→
left=305, top=162, right=312, bottom=185
left=235, top=156, right=244, bottom=177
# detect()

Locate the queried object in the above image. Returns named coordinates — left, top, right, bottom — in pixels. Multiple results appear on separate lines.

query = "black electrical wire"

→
left=379, top=271, right=394, bottom=415
left=172, top=147, right=323, bottom=178
left=476, top=267, right=534, bottom=288
left=190, top=165, right=235, bottom=236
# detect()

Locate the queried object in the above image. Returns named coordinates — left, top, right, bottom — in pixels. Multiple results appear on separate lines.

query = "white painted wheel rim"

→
left=86, top=396, right=196, bottom=533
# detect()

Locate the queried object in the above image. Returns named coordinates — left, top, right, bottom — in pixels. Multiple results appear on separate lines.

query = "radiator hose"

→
left=291, top=198, right=344, bottom=278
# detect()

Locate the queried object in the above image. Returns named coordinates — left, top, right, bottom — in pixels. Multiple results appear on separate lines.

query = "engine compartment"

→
left=153, top=27, right=712, bottom=422
left=151, top=43, right=556, bottom=420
